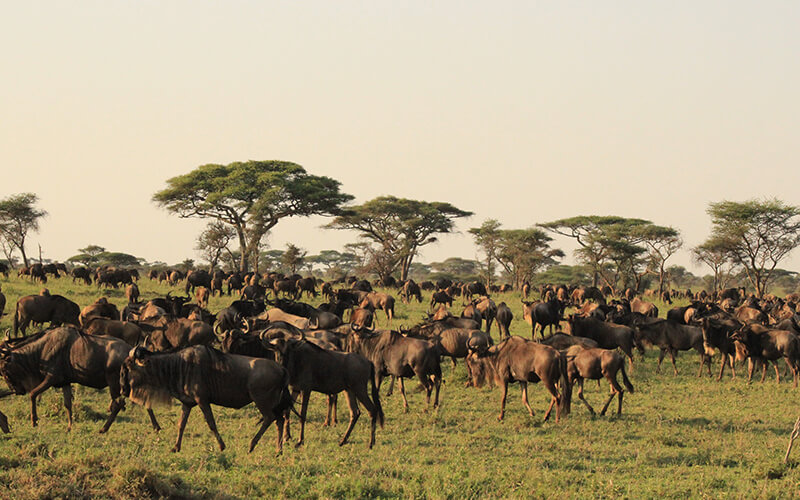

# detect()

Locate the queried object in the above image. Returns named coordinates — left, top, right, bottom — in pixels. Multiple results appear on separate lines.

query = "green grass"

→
left=1, top=276, right=799, bottom=498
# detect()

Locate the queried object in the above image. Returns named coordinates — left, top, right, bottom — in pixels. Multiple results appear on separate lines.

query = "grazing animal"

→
left=360, top=293, right=395, bottom=327
left=565, top=346, right=633, bottom=416
left=79, top=297, right=121, bottom=327
left=466, top=336, right=569, bottom=422
left=125, top=283, right=140, bottom=304
left=634, top=318, right=709, bottom=376
left=13, top=293, right=80, bottom=336
left=269, top=338, right=384, bottom=448
left=83, top=317, right=145, bottom=346
left=140, top=317, right=215, bottom=351
left=732, top=324, right=800, bottom=386
left=430, top=291, right=453, bottom=310
left=346, top=329, right=442, bottom=411
left=538, top=333, right=598, bottom=351
left=700, top=316, right=742, bottom=380
left=522, top=299, right=563, bottom=338
left=121, top=346, right=291, bottom=453
left=0, top=326, right=159, bottom=433
left=195, top=286, right=210, bottom=309
left=495, top=302, right=513, bottom=339
left=565, top=315, right=641, bottom=369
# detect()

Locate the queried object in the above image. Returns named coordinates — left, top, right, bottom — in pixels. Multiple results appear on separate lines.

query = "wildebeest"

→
left=120, top=345, right=292, bottom=453
left=346, top=328, right=441, bottom=411
left=360, top=292, right=395, bottom=327
left=13, top=292, right=80, bottom=336
left=466, top=336, right=569, bottom=422
left=83, top=317, right=145, bottom=346
left=0, top=326, right=159, bottom=433
left=565, top=345, right=633, bottom=416
left=185, top=269, right=212, bottom=295
left=700, top=316, right=742, bottom=380
left=400, top=280, right=423, bottom=304
left=630, top=297, right=658, bottom=318
left=522, top=298, right=563, bottom=338
left=269, top=338, right=384, bottom=448
left=633, top=318, right=708, bottom=376
left=731, top=324, right=800, bottom=386
left=538, top=333, right=598, bottom=351
left=79, top=297, right=121, bottom=327
left=125, top=283, right=140, bottom=304
left=71, top=267, right=92, bottom=285
left=295, top=277, right=318, bottom=298
left=430, top=290, right=453, bottom=310
left=495, top=302, right=513, bottom=339
left=194, top=286, right=210, bottom=309
left=140, top=317, right=215, bottom=351
left=565, top=315, right=641, bottom=369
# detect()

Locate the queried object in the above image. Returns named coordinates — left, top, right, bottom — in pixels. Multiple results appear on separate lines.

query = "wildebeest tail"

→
left=273, top=369, right=301, bottom=419
left=620, top=362, right=634, bottom=393
left=558, top=353, right=571, bottom=415
left=12, top=302, right=20, bottom=336
left=370, top=364, right=385, bottom=427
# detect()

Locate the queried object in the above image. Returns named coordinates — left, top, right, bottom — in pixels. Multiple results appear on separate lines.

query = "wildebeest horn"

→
left=167, top=291, right=172, bottom=298
left=242, top=318, right=251, bottom=333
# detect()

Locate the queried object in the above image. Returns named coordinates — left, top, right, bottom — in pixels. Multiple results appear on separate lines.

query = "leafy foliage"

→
left=0, top=193, right=47, bottom=268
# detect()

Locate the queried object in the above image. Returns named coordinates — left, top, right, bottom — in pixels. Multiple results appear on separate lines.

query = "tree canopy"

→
left=327, top=196, right=472, bottom=281
left=0, top=193, right=47, bottom=268
left=705, top=198, right=800, bottom=297
left=153, top=160, right=353, bottom=272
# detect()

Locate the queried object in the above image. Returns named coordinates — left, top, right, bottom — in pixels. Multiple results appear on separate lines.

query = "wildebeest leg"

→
left=399, top=377, right=409, bottom=412
left=28, top=375, right=55, bottom=427
left=520, top=382, right=534, bottom=416
left=760, top=359, right=768, bottom=383
left=198, top=402, right=225, bottom=451
left=284, top=389, right=300, bottom=441
left=295, top=391, right=310, bottom=448
left=747, top=358, right=754, bottom=384
left=602, top=372, right=624, bottom=416
left=542, top=381, right=560, bottom=423
left=352, top=387, right=379, bottom=449
left=338, top=390, right=361, bottom=447
left=716, top=353, right=727, bottom=381
left=498, top=381, right=508, bottom=421
left=62, top=386, right=74, bottom=431
left=669, top=349, right=678, bottom=376
left=657, top=349, right=665, bottom=373
left=323, top=394, right=337, bottom=427
left=172, top=403, right=192, bottom=452
left=0, top=410, right=8, bottom=434
left=774, top=360, right=781, bottom=384
left=599, top=390, right=616, bottom=416
left=386, top=375, right=395, bottom=396
left=577, top=379, right=595, bottom=415
left=147, top=409, right=161, bottom=431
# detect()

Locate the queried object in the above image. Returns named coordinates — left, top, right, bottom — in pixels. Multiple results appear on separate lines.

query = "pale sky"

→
left=2, top=2, right=799, bottom=273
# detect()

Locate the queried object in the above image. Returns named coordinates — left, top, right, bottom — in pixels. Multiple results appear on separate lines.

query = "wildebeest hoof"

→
left=295, top=440, right=304, bottom=448
left=170, top=447, right=180, bottom=453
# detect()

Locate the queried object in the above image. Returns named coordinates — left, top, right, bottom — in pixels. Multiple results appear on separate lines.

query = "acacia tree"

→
left=634, top=224, right=682, bottom=293
left=195, top=221, right=235, bottom=270
left=327, top=196, right=472, bottom=281
left=468, top=219, right=501, bottom=286
left=153, top=161, right=353, bottom=272
left=281, top=243, right=307, bottom=274
left=0, top=193, right=47, bottom=268
left=692, top=237, right=738, bottom=295
left=706, top=199, right=800, bottom=297
left=494, top=228, right=564, bottom=290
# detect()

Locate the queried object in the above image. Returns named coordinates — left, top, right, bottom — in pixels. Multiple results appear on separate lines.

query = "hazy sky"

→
left=2, top=2, right=799, bottom=273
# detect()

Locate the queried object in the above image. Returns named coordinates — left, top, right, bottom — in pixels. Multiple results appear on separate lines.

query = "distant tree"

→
left=407, top=262, right=432, bottom=281
left=176, top=259, right=195, bottom=273
left=0, top=193, right=47, bottom=268
left=706, top=199, right=800, bottom=297
left=692, top=236, right=737, bottom=295
left=468, top=219, right=501, bottom=286
left=494, top=228, right=564, bottom=290
left=307, top=250, right=359, bottom=278
left=259, top=250, right=285, bottom=273
left=153, top=161, right=353, bottom=272
left=530, top=265, right=592, bottom=287
left=99, top=252, right=143, bottom=268
left=327, top=196, right=472, bottom=281
left=635, top=225, right=682, bottom=293
left=429, top=257, right=481, bottom=281
left=281, top=244, right=307, bottom=274
left=66, top=245, right=107, bottom=267
left=196, top=221, right=235, bottom=270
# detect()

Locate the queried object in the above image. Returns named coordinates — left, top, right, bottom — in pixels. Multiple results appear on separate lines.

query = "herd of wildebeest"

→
left=0, top=260, right=799, bottom=455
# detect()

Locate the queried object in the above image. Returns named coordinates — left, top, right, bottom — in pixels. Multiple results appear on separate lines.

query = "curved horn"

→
left=166, top=291, right=172, bottom=299
left=308, top=316, right=319, bottom=330
left=242, top=318, right=251, bottom=334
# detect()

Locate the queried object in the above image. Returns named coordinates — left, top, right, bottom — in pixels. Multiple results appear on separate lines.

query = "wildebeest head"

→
left=0, top=347, right=38, bottom=395
left=120, top=347, right=171, bottom=408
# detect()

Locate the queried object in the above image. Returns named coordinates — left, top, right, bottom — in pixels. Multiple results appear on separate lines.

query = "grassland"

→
left=0, top=275, right=799, bottom=499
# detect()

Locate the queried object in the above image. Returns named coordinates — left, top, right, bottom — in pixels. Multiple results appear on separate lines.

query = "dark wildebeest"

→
left=350, top=307, right=374, bottom=330
left=269, top=338, right=384, bottom=448
left=461, top=281, right=487, bottom=302
left=538, top=333, right=598, bottom=351
left=125, top=283, right=140, bottom=304
left=296, top=277, right=318, bottom=298
left=731, top=324, right=800, bottom=386
left=700, top=316, right=742, bottom=381
left=13, top=293, right=80, bottom=336
left=461, top=302, right=482, bottom=328
left=465, top=336, right=569, bottom=422
left=185, top=269, right=212, bottom=295
left=565, top=345, right=633, bottom=416
left=565, top=315, right=641, bottom=369
left=0, top=285, right=5, bottom=319
left=273, top=279, right=299, bottom=300
left=430, top=291, right=453, bottom=310
left=140, top=317, right=216, bottom=351
left=83, top=317, right=145, bottom=346
left=496, top=302, right=513, bottom=340
left=226, top=273, right=244, bottom=296
left=667, top=302, right=709, bottom=325
left=120, top=345, right=292, bottom=453
left=633, top=318, right=708, bottom=376
left=522, top=298, right=563, bottom=338
left=346, top=328, right=441, bottom=411
left=79, top=297, right=121, bottom=327
left=71, top=267, right=92, bottom=285
left=0, top=326, right=159, bottom=433
left=400, top=280, right=423, bottom=304
left=270, top=298, right=342, bottom=330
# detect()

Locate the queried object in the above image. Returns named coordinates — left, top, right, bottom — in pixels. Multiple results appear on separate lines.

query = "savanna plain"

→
left=0, top=276, right=798, bottom=499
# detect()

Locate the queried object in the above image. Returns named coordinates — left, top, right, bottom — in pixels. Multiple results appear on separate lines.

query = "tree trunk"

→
left=19, top=245, right=28, bottom=268
left=236, top=229, right=248, bottom=273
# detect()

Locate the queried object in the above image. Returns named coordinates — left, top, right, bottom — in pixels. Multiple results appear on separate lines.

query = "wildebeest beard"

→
left=466, top=353, right=495, bottom=389
left=121, top=360, right=176, bottom=409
